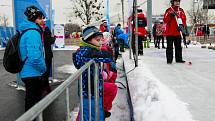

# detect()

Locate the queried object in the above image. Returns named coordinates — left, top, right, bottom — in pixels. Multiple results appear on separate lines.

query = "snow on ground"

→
left=0, top=47, right=5, bottom=50
left=122, top=50, right=195, bottom=121
left=53, top=45, right=80, bottom=50
left=57, top=64, right=77, bottom=74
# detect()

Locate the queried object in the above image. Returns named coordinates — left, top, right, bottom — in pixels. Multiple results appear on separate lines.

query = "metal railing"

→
left=16, top=60, right=100, bottom=121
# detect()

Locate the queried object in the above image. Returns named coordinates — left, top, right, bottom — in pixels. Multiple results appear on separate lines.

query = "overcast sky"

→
left=0, top=0, right=214, bottom=26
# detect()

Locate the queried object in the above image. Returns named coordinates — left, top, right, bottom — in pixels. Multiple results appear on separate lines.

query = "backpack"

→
left=3, top=28, right=41, bottom=74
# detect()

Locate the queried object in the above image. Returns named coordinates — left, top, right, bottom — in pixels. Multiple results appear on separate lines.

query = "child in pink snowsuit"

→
left=101, top=32, right=118, bottom=117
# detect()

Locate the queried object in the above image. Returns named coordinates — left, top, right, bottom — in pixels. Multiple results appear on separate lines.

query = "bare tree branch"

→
left=71, top=0, right=104, bottom=25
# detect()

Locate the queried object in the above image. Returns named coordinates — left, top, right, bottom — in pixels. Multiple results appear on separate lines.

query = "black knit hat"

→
left=170, top=0, right=181, bottom=5
left=24, top=5, right=45, bottom=22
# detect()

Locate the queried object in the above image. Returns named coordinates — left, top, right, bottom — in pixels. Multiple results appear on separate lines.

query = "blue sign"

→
left=14, top=0, right=51, bottom=30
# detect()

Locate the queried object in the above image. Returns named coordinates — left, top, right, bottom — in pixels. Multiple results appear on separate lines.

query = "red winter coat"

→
left=137, top=13, right=147, bottom=37
left=163, top=6, right=186, bottom=36
left=128, top=13, right=147, bottom=37
left=100, top=24, right=108, bottom=32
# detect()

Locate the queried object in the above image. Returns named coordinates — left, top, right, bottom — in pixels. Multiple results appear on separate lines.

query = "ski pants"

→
left=138, top=36, right=144, bottom=55
left=103, top=82, right=118, bottom=111
left=156, top=35, right=165, bottom=48
left=166, top=36, right=183, bottom=63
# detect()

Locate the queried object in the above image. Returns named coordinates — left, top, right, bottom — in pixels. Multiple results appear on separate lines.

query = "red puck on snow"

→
left=188, top=61, right=192, bottom=65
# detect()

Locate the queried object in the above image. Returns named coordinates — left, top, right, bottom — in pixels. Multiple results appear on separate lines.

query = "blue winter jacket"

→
left=114, top=26, right=124, bottom=39
left=19, top=19, right=46, bottom=78
left=73, top=41, right=114, bottom=98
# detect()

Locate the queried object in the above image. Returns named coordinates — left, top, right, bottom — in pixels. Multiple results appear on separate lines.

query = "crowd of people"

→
left=4, top=0, right=190, bottom=120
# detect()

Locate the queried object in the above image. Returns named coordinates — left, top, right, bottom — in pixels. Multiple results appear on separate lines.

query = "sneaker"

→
left=176, top=60, right=186, bottom=63
left=104, top=111, right=111, bottom=118
left=16, top=85, right=26, bottom=91
left=8, top=81, right=18, bottom=88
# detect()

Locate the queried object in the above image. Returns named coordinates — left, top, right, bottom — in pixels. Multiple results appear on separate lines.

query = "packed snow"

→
left=122, top=50, right=195, bottom=121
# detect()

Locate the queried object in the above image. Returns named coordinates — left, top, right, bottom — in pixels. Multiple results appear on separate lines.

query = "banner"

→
left=14, top=0, right=51, bottom=30
left=54, top=24, right=65, bottom=48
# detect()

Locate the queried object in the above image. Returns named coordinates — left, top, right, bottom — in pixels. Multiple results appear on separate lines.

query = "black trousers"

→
left=156, top=35, right=165, bottom=48
left=166, top=36, right=183, bottom=63
left=153, top=35, right=157, bottom=47
left=42, top=58, right=52, bottom=95
left=22, top=77, right=43, bottom=111
left=138, top=36, right=145, bottom=55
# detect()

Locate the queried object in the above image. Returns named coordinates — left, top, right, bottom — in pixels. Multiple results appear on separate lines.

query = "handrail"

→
left=16, top=60, right=99, bottom=121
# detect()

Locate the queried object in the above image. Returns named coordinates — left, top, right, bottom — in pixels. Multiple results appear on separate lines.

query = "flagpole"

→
left=106, top=0, right=110, bottom=31
left=12, top=0, right=16, bottom=34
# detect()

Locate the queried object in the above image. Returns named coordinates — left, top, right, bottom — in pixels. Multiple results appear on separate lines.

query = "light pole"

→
left=134, top=0, right=138, bottom=67
left=147, top=0, right=152, bottom=32
left=121, top=0, right=125, bottom=28
left=0, top=4, right=11, bottom=47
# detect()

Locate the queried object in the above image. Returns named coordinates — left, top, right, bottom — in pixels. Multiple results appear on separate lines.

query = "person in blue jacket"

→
left=19, top=6, right=46, bottom=111
left=73, top=26, right=114, bottom=121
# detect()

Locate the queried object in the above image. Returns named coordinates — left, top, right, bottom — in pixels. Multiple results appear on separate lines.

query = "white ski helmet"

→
left=102, top=32, right=112, bottom=45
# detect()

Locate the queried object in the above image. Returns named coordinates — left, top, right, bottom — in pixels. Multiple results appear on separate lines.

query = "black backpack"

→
left=3, top=28, right=41, bottom=74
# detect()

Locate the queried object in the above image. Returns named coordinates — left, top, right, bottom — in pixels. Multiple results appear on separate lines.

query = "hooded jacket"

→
left=73, top=41, right=113, bottom=98
left=19, top=19, right=46, bottom=78
left=163, top=6, right=186, bottom=36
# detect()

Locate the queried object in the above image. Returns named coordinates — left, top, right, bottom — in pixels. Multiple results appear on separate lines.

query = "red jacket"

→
left=163, top=6, right=186, bottom=36
left=128, top=13, right=147, bottom=37
left=100, top=24, right=108, bottom=32
left=137, top=13, right=147, bottom=37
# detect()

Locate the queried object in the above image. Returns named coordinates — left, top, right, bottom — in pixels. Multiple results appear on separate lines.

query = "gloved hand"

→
left=170, top=11, right=177, bottom=18
left=177, top=24, right=186, bottom=34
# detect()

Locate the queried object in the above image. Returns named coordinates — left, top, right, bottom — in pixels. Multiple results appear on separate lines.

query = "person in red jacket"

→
left=163, top=0, right=186, bottom=64
left=100, top=19, right=109, bottom=32
left=128, top=9, right=147, bottom=55
left=137, top=9, right=147, bottom=55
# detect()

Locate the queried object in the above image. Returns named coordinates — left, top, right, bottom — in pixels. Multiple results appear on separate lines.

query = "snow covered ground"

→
left=122, top=45, right=215, bottom=121
left=56, top=44, right=215, bottom=121
left=53, top=45, right=80, bottom=50
left=0, top=47, right=5, bottom=51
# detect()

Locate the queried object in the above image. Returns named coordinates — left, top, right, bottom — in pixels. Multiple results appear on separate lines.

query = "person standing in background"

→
left=163, top=0, right=187, bottom=64
left=40, top=19, right=56, bottom=96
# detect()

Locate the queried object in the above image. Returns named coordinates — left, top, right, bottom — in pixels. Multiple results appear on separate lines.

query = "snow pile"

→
left=57, top=64, right=77, bottom=74
left=53, top=45, right=80, bottom=50
left=122, top=51, right=195, bottom=121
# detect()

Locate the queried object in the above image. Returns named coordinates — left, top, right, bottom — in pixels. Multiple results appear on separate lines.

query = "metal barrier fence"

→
left=16, top=60, right=100, bottom=121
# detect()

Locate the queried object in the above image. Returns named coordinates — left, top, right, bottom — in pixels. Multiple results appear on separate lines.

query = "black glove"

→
left=170, top=11, right=177, bottom=18
left=177, top=25, right=186, bottom=34
left=185, top=26, right=189, bottom=36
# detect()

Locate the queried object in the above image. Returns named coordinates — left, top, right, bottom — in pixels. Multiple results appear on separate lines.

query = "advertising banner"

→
left=54, top=24, right=65, bottom=48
